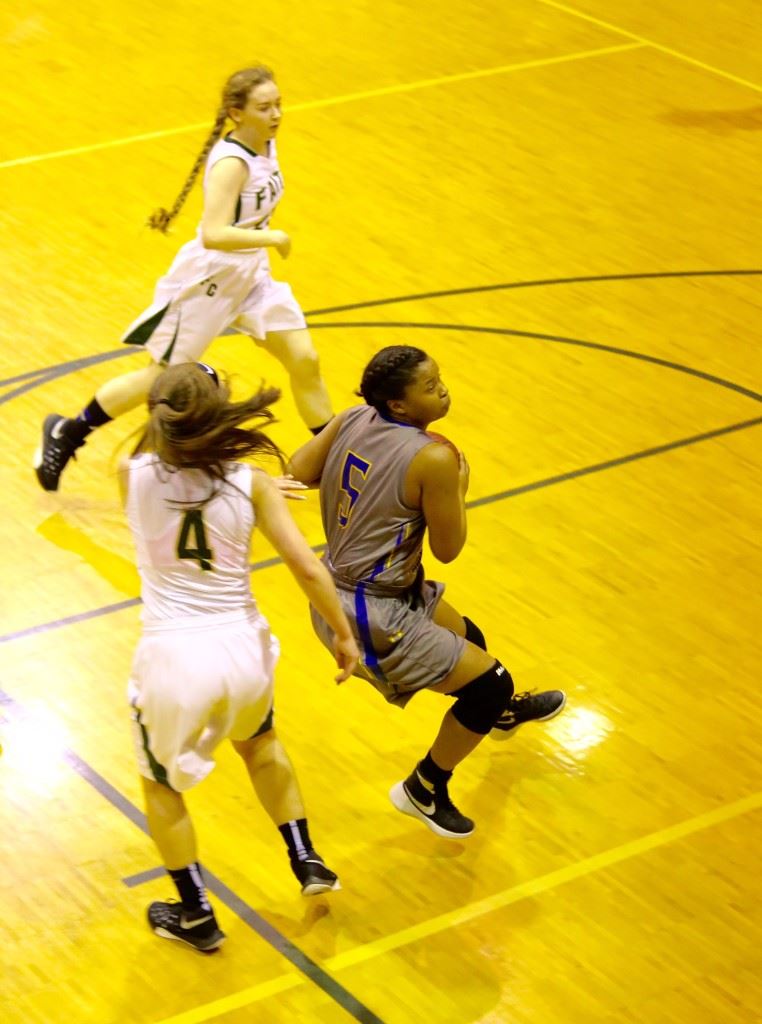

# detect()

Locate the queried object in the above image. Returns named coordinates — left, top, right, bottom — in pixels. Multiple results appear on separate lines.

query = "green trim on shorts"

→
left=136, top=709, right=171, bottom=787
left=123, top=304, right=169, bottom=347
left=250, top=704, right=274, bottom=739
left=159, top=312, right=181, bottom=364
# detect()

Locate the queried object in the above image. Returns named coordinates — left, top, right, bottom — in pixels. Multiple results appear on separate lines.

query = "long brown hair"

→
left=148, top=65, right=275, bottom=233
left=134, top=362, right=284, bottom=503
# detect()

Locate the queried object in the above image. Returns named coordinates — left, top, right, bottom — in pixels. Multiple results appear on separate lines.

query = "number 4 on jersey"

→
left=177, top=509, right=214, bottom=570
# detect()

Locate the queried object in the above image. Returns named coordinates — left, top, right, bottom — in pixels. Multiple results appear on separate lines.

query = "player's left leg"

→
left=432, top=597, right=565, bottom=738
left=141, top=777, right=225, bottom=952
left=432, top=597, right=487, bottom=649
left=258, top=328, right=333, bottom=432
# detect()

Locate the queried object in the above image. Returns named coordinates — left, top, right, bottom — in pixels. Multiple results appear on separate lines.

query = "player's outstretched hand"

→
left=272, top=474, right=308, bottom=500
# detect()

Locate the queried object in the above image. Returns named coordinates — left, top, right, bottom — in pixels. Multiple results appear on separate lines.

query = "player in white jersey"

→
left=35, top=65, right=333, bottom=493
left=121, top=361, right=359, bottom=952
left=289, top=346, right=566, bottom=841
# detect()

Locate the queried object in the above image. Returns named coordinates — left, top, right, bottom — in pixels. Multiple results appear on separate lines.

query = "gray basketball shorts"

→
left=311, top=578, right=465, bottom=707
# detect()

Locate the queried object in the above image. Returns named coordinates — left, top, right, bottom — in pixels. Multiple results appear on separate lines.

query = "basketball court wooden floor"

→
left=0, top=1, right=760, bottom=1021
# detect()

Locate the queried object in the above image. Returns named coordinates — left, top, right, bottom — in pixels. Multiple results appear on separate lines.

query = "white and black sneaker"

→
left=34, top=414, right=84, bottom=491
left=389, top=769, right=474, bottom=839
left=490, top=690, right=567, bottom=741
left=147, top=900, right=226, bottom=953
left=291, top=853, right=341, bottom=896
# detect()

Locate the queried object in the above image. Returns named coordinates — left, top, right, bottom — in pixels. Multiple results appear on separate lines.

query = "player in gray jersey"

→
left=121, top=362, right=358, bottom=952
left=35, top=65, right=333, bottom=493
left=289, top=346, right=566, bottom=840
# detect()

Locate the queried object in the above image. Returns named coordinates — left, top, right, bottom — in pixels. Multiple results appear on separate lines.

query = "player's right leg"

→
left=34, top=265, right=239, bottom=491
left=390, top=641, right=500, bottom=839
left=34, top=359, right=164, bottom=491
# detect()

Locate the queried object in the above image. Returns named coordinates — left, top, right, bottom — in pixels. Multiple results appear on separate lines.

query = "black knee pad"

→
left=463, top=616, right=487, bottom=650
left=450, top=661, right=515, bottom=735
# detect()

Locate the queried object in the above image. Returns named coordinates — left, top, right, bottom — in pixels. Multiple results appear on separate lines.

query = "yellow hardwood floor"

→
left=1, top=1, right=760, bottom=1022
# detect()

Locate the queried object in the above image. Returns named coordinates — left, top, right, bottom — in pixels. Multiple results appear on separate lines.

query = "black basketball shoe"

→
left=291, top=853, right=341, bottom=896
left=490, top=689, right=567, bottom=741
left=147, top=900, right=226, bottom=953
left=34, top=414, right=84, bottom=491
left=389, top=768, right=474, bottom=839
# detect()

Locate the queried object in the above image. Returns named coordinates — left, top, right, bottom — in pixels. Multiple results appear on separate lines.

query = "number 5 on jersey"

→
left=177, top=509, right=214, bottom=570
left=338, top=451, right=371, bottom=527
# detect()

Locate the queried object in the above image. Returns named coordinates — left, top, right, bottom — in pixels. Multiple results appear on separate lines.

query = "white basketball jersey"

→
left=201, top=135, right=284, bottom=235
left=126, top=454, right=259, bottom=623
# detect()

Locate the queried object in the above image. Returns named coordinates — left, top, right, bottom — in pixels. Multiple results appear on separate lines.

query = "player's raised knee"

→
left=450, top=661, right=514, bottom=734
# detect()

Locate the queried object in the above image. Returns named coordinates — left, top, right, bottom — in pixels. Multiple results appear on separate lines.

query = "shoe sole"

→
left=389, top=782, right=474, bottom=839
left=33, top=414, right=65, bottom=492
left=33, top=450, right=55, bottom=491
left=152, top=925, right=226, bottom=953
left=489, top=691, right=567, bottom=742
left=302, top=877, right=342, bottom=897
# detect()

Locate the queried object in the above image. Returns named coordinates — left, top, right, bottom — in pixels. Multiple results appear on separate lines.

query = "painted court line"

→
left=0, top=689, right=385, bottom=1024
left=0, top=552, right=305, bottom=645
left=2, top=416, right=759, bottom=648
left=151, top=790, right=761, bottom=1024
left=535, top=0, right=762, bottom=93
left=0, top=43, right=642, bottom=170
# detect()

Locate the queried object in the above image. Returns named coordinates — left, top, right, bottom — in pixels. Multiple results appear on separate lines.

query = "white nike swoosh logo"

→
left=180, top=914, right=214, bottom=929
left=405, top=788, right=435, bottom=815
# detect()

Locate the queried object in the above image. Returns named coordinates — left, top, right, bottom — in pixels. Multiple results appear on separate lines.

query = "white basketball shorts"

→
left=121, top=242, right=306, bottom=364
left=128, top=611, right=280, bottom=791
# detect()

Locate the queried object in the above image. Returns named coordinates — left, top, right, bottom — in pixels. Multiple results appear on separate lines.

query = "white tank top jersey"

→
left=199, top=135, right=284, bottom=240
left=126, top=454, right=260, bottom=624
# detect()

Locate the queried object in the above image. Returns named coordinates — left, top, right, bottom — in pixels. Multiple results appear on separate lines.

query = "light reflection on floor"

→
left=1, top=702, right=71, bottom=794
left=540, top=705, right=614, bottom=771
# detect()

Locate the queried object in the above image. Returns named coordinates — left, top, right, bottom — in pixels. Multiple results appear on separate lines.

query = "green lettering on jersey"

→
left=177, top=509, right=214, bottom=571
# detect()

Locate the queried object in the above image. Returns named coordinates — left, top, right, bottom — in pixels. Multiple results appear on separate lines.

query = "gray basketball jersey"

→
left=320, top=405, right=435, bottom=594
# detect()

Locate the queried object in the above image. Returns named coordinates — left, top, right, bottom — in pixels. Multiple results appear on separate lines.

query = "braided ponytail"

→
left=147, top=64, right=275, bottom=234
left=358, top=346, right=429, bottom=413
left=148, top=109, right=227, bottom=233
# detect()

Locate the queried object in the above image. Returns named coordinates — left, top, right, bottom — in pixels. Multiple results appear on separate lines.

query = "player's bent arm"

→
left=417, top=445, right=467, bottom=563
left=201, top=159, right=287, bottom=253
left=288, top=411, right=347, bottom=485
left=251, top=473, right=359, bottom=679
left=117, top=457, right=130, bottom=510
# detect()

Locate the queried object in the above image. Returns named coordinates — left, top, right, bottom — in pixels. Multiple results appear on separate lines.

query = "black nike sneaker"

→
left=490, top=690, right=567, bottom=741
left=291, top=852, right=341, bottom=896
left=34, top=414, right=84, bottom=491
left=389, top=768, right=474, bottom=839
left=147, top=900, right=225, bottom=953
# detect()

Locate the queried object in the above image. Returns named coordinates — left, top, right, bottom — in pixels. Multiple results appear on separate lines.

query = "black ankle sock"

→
left=169, top=862, right=211, bottom=912
left=64, top=398, right=112, bottom=443
left=308, top=420, right=332, bottom=436
left=278, top=818, right=314, bottom=863
left=417, top=751, right=453, bottom=789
